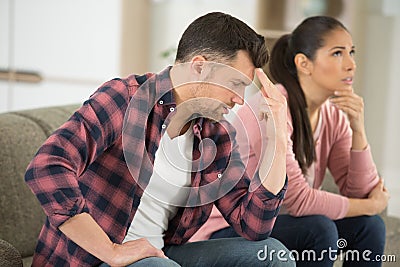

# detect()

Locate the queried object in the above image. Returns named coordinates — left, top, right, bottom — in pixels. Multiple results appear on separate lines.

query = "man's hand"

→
left=59, top=213, right=167, bottom=266
left=256, top=68, right=287, bottom=140
left=255, top=68, right=287, bottom=195
left=108, top=238, right=167, bottom=267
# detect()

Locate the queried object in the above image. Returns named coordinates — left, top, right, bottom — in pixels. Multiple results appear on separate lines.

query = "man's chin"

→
left=208, top=114, right=225, bottom=123
left=202, top=114, right=225, bottom=123
left=188, top=110, right=225, bottom=122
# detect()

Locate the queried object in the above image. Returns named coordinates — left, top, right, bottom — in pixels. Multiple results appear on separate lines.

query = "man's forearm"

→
left=59, top=212, right=115, bottom=264
left=259, top=137, right=287, bottom=195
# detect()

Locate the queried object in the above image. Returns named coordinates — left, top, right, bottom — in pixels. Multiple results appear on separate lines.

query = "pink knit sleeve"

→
left=325, top=103, right=379, bottom=198
left=282, top=108, right=349, bottom=220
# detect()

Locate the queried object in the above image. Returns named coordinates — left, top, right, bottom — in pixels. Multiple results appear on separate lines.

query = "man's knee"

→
left=127, top=257, right=181, bottom=267
left=255, top=238, right=296, bottom=266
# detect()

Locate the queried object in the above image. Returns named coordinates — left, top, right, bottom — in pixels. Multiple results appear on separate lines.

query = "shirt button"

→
left=162, top=124, right=166, bottom=129
left=169, top=107, right=175, bottom=112
left=159, top=100, right=164, bottom=105
left=217, top=173, right=222, bottom=179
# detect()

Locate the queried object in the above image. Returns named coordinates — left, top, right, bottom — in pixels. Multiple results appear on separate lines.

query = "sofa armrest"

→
left=0, top=239, right=23, bottom=267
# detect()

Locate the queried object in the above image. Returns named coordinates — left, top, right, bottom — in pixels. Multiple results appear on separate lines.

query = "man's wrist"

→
left=103, top=242, right=119, bottom=266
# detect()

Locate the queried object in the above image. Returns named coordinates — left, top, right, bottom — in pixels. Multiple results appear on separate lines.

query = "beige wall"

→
left=120, top=0, right=150, bottom=76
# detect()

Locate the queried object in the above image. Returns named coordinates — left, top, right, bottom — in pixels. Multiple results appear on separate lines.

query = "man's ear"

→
left=294, top=53, right=312, bottom=75
left=191, top=55, right=206, bottom=75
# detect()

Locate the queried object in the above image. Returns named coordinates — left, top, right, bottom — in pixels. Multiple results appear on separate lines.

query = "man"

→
left=25, top=12, right=292, bottom=266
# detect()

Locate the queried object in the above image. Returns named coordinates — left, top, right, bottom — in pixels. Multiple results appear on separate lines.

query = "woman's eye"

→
left=333, top=51, right=342, bottom=57
left=350, top=50, right=355, bottom=56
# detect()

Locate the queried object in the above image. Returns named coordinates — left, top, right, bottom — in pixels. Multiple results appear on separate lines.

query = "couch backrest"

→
left=0, top=104, right=80, bottom=258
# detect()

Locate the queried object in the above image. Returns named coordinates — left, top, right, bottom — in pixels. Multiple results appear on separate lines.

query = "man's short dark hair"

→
left=175, top=12, right=268, bottom=68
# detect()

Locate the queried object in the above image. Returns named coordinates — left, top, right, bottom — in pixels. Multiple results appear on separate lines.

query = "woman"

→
left=191, top=16, right=389, bottom=266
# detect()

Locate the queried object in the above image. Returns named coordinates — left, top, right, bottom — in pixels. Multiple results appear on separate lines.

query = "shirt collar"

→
left=155, top=65, right=175, bottom=106
left=154, top=65, right=206, bottom=136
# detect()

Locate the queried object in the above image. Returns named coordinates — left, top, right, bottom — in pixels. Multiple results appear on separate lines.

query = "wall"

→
left=380, top=5, right=400, bottom=217
left=148, top=0, right=258, bottom=72
left=0, top=0, right=123, bottom=112
left=337, top=0, right=400, bottom=217
left=352, top=0, right=400, bottom=217
left=120, top=0, right=151, bottom=76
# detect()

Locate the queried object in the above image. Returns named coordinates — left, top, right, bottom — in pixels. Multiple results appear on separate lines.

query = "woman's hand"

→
left=330, top=89, right=368, bottom=150
left=367, top=178, right=390, bottom=216
left=330, top=89, right=365, bottom=133
left=346, top=178, right=390, bottom=217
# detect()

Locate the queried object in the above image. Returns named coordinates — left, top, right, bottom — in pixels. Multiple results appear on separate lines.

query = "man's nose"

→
left=232, top=95, right=244, bottom=106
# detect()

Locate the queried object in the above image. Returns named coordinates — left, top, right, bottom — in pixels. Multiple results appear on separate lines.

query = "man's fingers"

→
left=255, top=68, right=271, bottom=97
left=256, top=68, right=279, bottom=99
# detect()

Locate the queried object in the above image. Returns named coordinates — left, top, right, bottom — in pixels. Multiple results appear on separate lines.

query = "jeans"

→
left=100, top=257, right=181, bottom=267
left=100, top=237, right=295, bottom=266
left=210, top=215, right=386, bottom=267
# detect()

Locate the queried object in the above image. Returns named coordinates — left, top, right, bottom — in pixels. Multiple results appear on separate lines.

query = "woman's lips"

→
left=342, top=77, right=353, bottom=85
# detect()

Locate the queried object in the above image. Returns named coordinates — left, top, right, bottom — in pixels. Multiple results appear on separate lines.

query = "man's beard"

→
left=182, top=97, right=226, bottom=122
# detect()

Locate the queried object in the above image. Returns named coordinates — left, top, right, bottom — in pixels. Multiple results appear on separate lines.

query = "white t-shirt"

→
left=123, top=127, right=193, bottom=249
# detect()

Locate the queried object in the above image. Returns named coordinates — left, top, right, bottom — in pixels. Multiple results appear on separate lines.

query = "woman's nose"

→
left=345, top=55, right=356, bottom=71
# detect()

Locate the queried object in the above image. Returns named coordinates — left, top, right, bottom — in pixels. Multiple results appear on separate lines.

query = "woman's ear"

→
left=294, top=53, right=312, bottom=76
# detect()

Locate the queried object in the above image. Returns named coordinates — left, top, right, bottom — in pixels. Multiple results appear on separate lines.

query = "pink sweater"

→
left=190, top=86, right=379, bottom=242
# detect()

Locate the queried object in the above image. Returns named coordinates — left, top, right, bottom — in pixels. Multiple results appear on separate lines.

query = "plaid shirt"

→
left=25, top=66, right=287, bottom=266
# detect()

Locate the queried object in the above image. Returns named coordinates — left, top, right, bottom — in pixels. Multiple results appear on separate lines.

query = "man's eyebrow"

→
left=244, top=79, right=253, bottom=86
left=233, top=78, right=251, bottom=86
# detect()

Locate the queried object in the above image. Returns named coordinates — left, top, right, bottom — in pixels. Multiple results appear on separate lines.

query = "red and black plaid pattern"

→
left=25, top=67, right=286, bottom=266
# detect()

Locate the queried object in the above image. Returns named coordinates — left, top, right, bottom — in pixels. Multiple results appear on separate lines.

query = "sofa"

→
left=0, top=104, right=79, bottom=266
left=0, top=104, right=399, bottom=266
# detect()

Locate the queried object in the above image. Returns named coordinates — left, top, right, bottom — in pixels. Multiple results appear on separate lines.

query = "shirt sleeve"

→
left=282, top=101, right=379, bottom=220
left=24, top=79, right=131, bottom=228
left=213, top=100, right=287, bottom=241
left=281, top=102, right=350, bottom=220
left=326, top=104, right=379, bottom=198
left=234, top=90, right=350, bottom=220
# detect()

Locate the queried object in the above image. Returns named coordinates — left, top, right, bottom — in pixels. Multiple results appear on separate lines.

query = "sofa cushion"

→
left=0, top=239, right=23, bottom=267
left=0, top=105, right=79, bottom=258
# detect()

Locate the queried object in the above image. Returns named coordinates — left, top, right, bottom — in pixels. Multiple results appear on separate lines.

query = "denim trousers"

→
left=210, top=215, right=386, bottom=267
left=100, top=236, right=296, bottom=266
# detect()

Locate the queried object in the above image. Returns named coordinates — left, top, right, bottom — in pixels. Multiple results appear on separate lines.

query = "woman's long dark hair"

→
left=269, top=16, right=347, bottom=174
